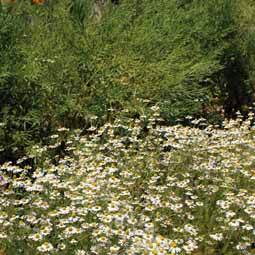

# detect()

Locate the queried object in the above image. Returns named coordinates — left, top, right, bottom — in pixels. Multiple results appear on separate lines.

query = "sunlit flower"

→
left=37, top=242, right=54, bottom=252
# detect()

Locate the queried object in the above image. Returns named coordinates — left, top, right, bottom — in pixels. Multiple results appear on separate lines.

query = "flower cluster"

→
left=0, top=109, right=255, bottom=254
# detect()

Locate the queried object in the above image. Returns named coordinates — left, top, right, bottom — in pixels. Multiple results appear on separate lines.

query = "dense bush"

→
left=0, top=0, right=254, bottom=161
left=89, top=0, right=254, bottom=119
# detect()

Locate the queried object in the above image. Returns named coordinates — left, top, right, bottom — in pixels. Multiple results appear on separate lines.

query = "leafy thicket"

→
left=0, top=0, right=254, bottom=161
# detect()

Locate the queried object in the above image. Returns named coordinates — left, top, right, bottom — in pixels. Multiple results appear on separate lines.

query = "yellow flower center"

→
left=170, top=241, right=177, bottom=248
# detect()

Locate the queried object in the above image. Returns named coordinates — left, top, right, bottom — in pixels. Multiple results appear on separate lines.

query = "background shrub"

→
left=0, top=0, right=254, bottom=161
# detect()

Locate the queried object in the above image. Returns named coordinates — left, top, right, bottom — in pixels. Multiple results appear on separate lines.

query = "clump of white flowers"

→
left=0, top=109, right=255, bottom=255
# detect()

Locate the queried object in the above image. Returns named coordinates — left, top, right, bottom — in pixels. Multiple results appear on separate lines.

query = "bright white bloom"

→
left=210, top=233, right=224, bottom=241
left=37, top=242, right=54, bottom=253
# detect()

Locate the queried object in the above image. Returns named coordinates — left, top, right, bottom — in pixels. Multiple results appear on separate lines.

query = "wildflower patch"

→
left=0, top=109, right=255, bottom=254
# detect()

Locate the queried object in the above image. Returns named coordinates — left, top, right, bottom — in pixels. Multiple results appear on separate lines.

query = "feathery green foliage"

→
left=0, top=0, right=254, bottom=161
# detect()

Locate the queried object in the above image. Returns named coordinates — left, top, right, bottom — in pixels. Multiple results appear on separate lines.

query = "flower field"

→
left=0, top=108, right=255, bottom=255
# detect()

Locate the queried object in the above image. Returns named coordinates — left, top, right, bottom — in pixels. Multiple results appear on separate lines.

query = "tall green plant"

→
left=84, top=0, right=246, bottom=120
left=0, top=0, right=254, bottom=162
